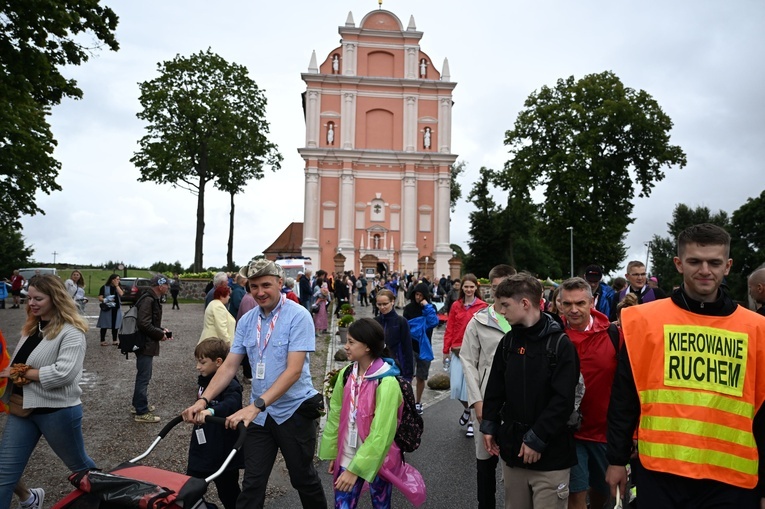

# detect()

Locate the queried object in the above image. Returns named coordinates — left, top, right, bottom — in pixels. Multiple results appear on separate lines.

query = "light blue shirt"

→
left=232, top=298, right=317, bottom=425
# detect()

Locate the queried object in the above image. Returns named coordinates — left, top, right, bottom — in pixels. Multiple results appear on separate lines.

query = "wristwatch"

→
left=254, top=397, right=266, bottom=412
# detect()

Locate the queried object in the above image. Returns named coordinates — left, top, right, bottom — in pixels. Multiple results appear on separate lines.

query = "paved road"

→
left=267, top=299, right=506, bottom=508
left=267, top=396, right=505, bottom=508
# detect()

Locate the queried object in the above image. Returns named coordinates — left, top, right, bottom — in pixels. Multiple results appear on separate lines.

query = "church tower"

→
left=299, top=9, right=457, bottom=279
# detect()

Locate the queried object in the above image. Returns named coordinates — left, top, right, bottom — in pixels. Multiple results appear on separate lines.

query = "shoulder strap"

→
left=546, top=332, right=565, bottom=372
left=606, top=324, right=621, bottom=355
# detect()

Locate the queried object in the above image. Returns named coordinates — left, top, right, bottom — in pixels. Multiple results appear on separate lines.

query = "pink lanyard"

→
left=256, top=295, right=285, bottom=361
left=348, top=363, right=363, bottom=425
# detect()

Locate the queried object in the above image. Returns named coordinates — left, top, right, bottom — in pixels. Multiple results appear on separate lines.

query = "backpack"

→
left=342, top=366, right=424, bottom=453
left=118, top=293, right=150, bottom=358
left=544, top=333, right=586, bottom=430
left=355, top=279, right=363, bottom=289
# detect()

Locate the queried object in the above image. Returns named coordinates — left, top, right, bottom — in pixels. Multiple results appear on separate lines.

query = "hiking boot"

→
left=20, top=487, right=44, bottom=509
left=466, top=422, right=475, bottom=438
left=130, top=405, right=155, bottom=414
left=134, top=412, right=160, bottom=423
left=415, top=403, right=423, bottom=415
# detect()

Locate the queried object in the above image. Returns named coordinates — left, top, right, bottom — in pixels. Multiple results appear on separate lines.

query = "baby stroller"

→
left=52, top=415, right=246, bottom=509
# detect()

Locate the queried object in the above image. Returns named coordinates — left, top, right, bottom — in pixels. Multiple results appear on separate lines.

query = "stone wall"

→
left=176, top=279, right=212, bottom=300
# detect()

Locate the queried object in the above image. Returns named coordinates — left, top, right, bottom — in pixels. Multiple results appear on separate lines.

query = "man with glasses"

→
left=616, top=260, right=666, bottom=307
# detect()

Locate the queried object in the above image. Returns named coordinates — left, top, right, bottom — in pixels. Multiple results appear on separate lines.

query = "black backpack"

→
left=118, top=293, right=151, bottom=358
left=342, top=365, right=424, bottom=453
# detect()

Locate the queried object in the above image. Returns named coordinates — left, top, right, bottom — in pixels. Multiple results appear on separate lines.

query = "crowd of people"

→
left=2, top=223, right=765, bottom=509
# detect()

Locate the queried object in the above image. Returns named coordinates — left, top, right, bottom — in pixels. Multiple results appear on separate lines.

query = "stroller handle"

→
left=130, top=414, right=247, bottom=464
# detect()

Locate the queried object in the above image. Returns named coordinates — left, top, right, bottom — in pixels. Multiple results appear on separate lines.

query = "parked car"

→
left=119, top=277, right=152, bottom=304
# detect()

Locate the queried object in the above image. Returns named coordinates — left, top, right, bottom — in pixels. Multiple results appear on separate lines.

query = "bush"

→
left=338, top=314, right=355, bottom=327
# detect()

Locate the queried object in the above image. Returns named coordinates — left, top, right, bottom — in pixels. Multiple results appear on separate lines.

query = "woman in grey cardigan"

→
left=0, top=275, right=97, bottom=508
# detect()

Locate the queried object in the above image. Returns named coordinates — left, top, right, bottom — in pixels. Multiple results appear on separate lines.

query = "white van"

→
left=274, top=258, right=313, bottom=282
left=18, top=268, right=58, bottom=281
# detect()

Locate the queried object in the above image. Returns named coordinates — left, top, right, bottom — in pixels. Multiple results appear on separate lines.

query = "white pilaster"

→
left=403, top=95, right=417, bottom=152
left=438, top=97, right=453, bottom=154
left=435, top=174, right=452, bottom=276
left=341, top=92, right=356, bottom=149
left=305, top=90, right=321, bottom=148
left=400, top=173, right=418, bottom=272
left=342, top=42, right=357, bottom=76
left=338, top=172, right=356, bottom=268
left=301, top=169, right=321, bottom=262
left=404, top=45, right=418, bottom=79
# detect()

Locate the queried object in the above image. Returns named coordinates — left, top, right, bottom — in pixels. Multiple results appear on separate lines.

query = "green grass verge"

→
left=75, top=269, right=154, bottom=297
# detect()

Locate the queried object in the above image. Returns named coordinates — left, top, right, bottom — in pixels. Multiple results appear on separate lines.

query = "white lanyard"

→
left=256, top=295, right=285, bottom=361
left=348, top=362, right=363, bottom=425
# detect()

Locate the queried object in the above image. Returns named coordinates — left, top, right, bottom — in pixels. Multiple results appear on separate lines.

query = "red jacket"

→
left=563, top=309, right=620, bottom=443
left=443, top=298, right=488, bottom=354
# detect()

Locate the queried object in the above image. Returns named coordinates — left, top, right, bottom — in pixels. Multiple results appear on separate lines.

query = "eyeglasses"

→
left=629, top=273, right=647, bottom=278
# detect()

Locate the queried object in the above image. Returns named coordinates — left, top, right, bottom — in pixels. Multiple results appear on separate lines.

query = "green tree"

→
left=0, top=225, right=34, bottom=279
left=449, top=160, right=466, bottom=212
left=498, top=71, right=687, bottom=274
left=730, top=190, right=765, bottom=297
left=131, top=49, right=282, bottom=272
left=649, top=204, right=730, bottom=294
left=501, top=192, right=561, bottom=278
left=465, top=168, right=507, bottom=277
left=0, top=1, right=119, bottom=226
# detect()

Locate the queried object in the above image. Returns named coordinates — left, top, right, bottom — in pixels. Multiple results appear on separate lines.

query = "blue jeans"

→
left=0, top=405, right=96, bottom=507
left=132, top=353, right=153, bottom=414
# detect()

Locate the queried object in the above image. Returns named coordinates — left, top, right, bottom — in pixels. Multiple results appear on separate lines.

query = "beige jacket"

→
left=199, top=299, right=236, bottom=345
left=460, top=306, right=507, bottom=409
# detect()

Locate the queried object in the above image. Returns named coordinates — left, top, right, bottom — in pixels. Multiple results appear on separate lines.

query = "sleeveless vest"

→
left=622, top=300, right=765, bottom=488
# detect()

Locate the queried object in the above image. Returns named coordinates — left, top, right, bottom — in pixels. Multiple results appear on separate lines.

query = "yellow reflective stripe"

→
left=640, top=441, right=758, bottom=476
left=639, top=389, right=754, bottom=419
left=641, top=415, right=756, bottom=448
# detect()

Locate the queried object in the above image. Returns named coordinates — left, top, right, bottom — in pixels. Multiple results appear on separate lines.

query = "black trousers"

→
left=633, top=458, right=759, bottom=508
left=187, top=468, right=240, bottom=509
left=236, top=412, right=326, bottom=509
left=477, top=455, right=499, bottom=509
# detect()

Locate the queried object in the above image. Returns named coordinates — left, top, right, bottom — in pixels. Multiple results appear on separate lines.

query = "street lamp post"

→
left=644, top=240, right=651, bottom=274
left=567, top=226, right=574, bottom=278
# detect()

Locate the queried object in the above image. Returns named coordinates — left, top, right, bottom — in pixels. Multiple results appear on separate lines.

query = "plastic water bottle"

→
left=443, top=356, right=451, bottom=372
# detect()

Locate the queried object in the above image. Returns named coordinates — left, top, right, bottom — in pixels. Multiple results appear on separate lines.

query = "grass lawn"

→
left=75, top=269, right=155, bottom=297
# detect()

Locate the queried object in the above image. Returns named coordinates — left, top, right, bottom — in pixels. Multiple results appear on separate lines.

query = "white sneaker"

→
left=21, top=487, right=44, bottom=509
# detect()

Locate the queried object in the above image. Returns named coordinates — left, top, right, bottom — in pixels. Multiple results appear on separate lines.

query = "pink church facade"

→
left=299, top=9, right=457, bottom=279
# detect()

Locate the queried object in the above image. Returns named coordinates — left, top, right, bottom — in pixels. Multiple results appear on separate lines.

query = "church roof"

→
left=263, top=222, right=304, bottom=259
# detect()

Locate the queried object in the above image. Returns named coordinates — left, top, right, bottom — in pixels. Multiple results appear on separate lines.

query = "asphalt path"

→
left=267, top=396, right=505, bottom=508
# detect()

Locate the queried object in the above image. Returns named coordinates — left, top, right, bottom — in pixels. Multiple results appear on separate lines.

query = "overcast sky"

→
left=20, top=0, right=765, bottom=276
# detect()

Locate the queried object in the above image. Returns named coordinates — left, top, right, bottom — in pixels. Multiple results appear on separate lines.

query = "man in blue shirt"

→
left=183, top=259, right=326, bottom=509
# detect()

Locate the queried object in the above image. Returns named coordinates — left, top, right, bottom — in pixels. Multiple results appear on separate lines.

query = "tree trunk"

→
left=227, top=191, right=235, bottom=270
left=194, top=180, right=206, bottom=273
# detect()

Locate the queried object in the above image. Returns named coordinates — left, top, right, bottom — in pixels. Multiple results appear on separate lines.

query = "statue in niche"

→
left=327, top=122, right=335, bottom=145
left=423, top=127, right=431, bottom=149
left=373, top=234, right=381, bottom=249
left=332, top=54, right=340, bottom=74
left=419, top=58, right=427, bottom=77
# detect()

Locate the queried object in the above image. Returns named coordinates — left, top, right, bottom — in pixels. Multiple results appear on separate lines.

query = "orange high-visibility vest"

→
left=622, top=300, right=765, bottom=489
